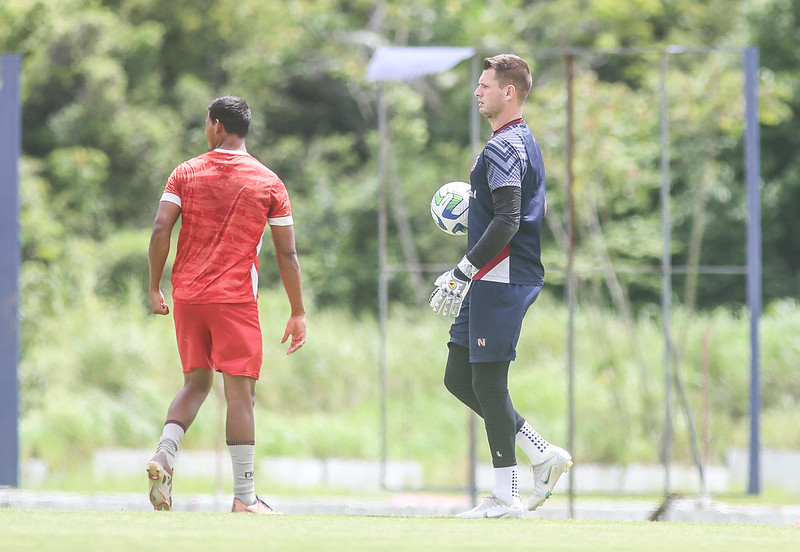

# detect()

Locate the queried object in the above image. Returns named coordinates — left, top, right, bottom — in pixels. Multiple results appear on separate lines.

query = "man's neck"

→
left=215, top=136, right=247, bottom=152
left=489, top=110, right=524, bottom=132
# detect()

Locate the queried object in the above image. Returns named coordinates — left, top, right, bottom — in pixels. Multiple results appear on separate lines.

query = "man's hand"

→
left=429, top=256, right=479, bottom=317
left=150, top=290, right=170, bottom=315
left=281, top=313, right=306, bottom=354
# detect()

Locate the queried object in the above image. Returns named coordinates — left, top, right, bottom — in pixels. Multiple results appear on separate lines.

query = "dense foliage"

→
left=2, top=0, right=800, bottom=314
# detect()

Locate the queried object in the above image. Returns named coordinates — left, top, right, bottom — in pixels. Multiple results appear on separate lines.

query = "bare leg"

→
left=165, top=368, right=215, bottom=428
left=221, top=373, right=257, bottom=443
left=148, top=368, right=213, bottom=511
left=222, top=373, right=259, bottom=508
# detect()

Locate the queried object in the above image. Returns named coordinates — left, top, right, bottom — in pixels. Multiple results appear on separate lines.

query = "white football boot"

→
left=146, top=451, right=173, bottom=511
left=456, top=495, right=522, bottom=519
left=231, top=496, right=280, bottom=514
left=528, top=445, right=573, bottom=511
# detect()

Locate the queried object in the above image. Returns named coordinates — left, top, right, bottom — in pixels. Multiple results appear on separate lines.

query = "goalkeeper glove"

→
left=429, top=256, right=479, bottom=317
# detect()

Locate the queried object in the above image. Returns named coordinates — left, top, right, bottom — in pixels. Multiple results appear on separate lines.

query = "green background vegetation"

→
left=3, top=0, right=800, bottom=492
left=18, top=288, right=800, bottom=491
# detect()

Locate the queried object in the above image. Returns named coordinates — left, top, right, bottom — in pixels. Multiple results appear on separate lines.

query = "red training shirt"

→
left=161, top=149, right=293, bottom=304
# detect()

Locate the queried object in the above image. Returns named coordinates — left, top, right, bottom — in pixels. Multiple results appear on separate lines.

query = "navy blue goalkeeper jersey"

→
left=468, top=119, right=546, bottom=285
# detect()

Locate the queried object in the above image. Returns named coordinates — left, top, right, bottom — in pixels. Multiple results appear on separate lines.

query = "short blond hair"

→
left=483, top=54, right=532, bottom=103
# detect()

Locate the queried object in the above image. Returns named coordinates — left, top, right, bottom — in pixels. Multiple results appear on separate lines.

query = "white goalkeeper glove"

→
left=429, top=256, right=479, bottom=317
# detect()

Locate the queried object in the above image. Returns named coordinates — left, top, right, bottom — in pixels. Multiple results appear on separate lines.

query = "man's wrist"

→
left=456, top=256, right=479, bottom=280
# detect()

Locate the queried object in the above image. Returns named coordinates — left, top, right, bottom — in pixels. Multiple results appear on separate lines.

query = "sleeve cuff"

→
left=457, top=256, right=479, bottom=280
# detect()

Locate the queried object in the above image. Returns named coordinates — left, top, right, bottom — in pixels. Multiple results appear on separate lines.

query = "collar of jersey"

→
left=213, top=148, right=250, bottom=155
left=491, top=118, right=524, bottom=137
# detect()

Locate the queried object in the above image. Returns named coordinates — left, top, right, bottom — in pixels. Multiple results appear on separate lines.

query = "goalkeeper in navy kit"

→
left=430, top=54, right=572, bottom=519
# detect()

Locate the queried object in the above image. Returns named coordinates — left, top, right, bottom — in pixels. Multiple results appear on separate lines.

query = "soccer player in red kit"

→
left=146, top=96, right=306, bottom=514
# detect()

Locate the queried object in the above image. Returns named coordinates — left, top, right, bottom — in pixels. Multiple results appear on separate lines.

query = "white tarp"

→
left=366, top=46, right=475, bottom=82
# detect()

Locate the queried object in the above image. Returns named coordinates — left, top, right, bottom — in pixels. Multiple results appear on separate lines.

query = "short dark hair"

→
left=483, top=54, right=532, bottom=103
left=208, top=96, right=251, bottom=137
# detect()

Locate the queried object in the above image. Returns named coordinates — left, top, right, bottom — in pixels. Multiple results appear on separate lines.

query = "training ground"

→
left=2, top=487, right=799, bottom=525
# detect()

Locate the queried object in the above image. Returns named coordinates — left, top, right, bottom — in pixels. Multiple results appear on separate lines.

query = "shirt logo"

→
left=477, top=338, right=486, bottom=347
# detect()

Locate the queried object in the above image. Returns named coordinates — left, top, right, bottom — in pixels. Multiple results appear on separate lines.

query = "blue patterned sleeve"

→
left=484, top=135, right=525, bottom=190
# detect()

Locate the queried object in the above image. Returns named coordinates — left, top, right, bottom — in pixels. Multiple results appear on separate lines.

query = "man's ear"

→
left=505, top=84, right=516, bottom=101
left=212, top=118, right=227, bottom=137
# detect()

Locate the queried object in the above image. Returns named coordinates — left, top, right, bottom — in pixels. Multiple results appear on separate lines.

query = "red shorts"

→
left=173, top=302, right=263, bottom=379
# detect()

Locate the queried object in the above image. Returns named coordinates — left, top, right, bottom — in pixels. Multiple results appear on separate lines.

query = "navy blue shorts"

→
left=449, top=280, right=541, bottom=363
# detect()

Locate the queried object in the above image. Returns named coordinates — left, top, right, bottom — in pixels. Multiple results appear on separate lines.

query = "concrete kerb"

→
left=7, top=449, right=800, bottom=524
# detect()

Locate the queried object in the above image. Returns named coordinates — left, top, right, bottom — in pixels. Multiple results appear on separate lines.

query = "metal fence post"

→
left=0, top=53, right=22, bottom=487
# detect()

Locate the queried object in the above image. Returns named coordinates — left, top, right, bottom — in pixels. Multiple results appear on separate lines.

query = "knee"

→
left=223, top=377, right=257, bottom=409
left=444, top=371, right=470, bottom=401
left=471, top=374, right=508, bottom=406
left=183, top=371, right=214, bottom=397
left=227, top=390, right=256, bottom=410
left=444, top=344, right=472, bottom=398
left=443, top=371, right=456, bottom=394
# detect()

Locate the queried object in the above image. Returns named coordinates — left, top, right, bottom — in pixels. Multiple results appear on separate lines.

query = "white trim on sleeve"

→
left=268, top=215, right=294, bottom=226
left=160, top=192, right=182, bottom=207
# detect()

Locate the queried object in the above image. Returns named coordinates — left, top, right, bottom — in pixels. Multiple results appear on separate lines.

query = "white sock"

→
left=493, top=465, right=519, bottom=504
left=156, top=422, right=185, bottom=469
left=228, top=444, right=256, bottom=506
left=516, top=421, right=552, bottom=465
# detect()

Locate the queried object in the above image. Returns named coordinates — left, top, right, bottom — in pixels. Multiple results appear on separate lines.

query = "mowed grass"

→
left=2, top=510, right=797, bottom=552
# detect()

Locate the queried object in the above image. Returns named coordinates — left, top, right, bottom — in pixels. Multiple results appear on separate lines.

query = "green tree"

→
left=1, top=0, right=799, bottom=312
left=747, top=0, right=800, bottom=299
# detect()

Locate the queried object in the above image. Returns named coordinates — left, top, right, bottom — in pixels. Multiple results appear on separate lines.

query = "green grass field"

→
left=2, top=509, right=797, bottom=552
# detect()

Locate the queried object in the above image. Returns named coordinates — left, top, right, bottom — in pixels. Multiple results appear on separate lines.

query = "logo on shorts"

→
left=477, top=338, right=486, bottom=347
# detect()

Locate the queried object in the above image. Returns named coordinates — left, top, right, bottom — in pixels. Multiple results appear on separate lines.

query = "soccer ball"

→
left=430, top=181, right=470, bottom=236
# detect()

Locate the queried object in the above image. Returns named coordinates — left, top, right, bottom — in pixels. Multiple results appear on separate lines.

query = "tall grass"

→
left=18, top=258, right=800, bottom=488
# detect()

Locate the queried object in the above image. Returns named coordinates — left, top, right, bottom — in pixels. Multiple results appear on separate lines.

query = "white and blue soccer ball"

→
left=430, top=181, right=470, bottom=236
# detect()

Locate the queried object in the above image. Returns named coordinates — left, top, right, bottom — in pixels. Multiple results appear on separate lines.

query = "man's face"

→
left=474, top=68, right=508, bottom=119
